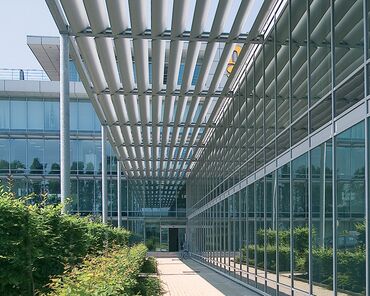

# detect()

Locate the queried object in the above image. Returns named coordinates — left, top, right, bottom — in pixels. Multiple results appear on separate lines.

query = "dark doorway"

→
left=169, top=228, right=179, bottom=251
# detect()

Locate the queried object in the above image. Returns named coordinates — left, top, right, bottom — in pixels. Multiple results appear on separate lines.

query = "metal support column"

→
left=60, top=33, right=70, bottom=214
left=102, top=126, right=108, bottom=223
left=117, top=160, right=122, bottom=227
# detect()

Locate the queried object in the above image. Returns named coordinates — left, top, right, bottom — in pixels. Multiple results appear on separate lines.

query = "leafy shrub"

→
left=312, top=247, right=333, bottom=285
left=141, top=257, right=157, bottom=274
left=355, top=221, right=366, bottom=246
left=137, top=277, right=161, bottom=296
left=240, top=244, right=290, bottom=272
left=0, top=187, right=131, bottom=295
left=47, top=244, right=161, bottom=296
left=311, top=246, right=365, bottom=294
left=337, top=248, right=365, bottom=294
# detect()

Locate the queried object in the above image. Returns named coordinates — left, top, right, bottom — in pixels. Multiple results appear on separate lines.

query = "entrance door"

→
left=169, top=228, right=179, bottom=251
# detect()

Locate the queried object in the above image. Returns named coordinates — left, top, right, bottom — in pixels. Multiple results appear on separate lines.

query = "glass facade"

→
left=3, top=0, right=370, bottom=294
left=0, top=96, right=186, bottom=237
left=187, top=0, right=369, bottom=295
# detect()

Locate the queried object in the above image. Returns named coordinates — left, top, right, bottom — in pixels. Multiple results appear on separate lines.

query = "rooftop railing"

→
left=0, top=68, right=50, bottom=81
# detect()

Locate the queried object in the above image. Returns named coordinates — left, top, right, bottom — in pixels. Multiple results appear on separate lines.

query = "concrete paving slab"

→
left=156, top=256, right=261, bottom=296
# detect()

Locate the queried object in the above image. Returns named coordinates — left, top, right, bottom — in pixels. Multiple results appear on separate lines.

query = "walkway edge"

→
left=191, top=257, right=269, bottom=296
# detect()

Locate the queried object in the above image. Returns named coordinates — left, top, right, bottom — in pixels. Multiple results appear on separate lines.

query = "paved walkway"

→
left=155, top=255, right=260, bottom=296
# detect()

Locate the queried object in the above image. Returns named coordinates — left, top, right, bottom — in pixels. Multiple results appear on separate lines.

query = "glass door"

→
left=160, top=226, right=169, bottom=251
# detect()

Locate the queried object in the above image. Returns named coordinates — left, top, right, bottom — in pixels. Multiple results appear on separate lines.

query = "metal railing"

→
left=0, top=68, right=50, bottom=81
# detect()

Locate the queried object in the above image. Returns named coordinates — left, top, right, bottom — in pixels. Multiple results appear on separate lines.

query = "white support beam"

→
left=102, top=126, right=108, bottom=224
left=117, top=160, right=122, bottom=228
left=60, top=33, right=70, bottom=213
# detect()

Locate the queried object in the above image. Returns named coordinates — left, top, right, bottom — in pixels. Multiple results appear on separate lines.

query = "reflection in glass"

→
left=45, top=140, right=60, bottom=174
left=311, top=141, right=333, bottom=294
left=0, top=139, right=10, bottom=174
left=335, top=121, right=365, bottom=294
left=0, top=98, right=10, bottom=129
left=11, top=99, right=27, bottom=130
left=310, top=0, right=331, bottom=105
left=27, top=99, right=44, bottom=130
left=45, top=101, right=59, bottom=130
left=10, top=139, right=26, bottom=174
left=277, top=163, right=290, bottom=290
left=28, top=139, right=44, bottom=174
left=292, top=153, right=308, bottom=292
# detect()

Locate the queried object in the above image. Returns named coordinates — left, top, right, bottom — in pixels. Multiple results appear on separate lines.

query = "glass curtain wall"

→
left=187, top=0, right=368, bottom=295
left=189, top=122, right=366, bottom=295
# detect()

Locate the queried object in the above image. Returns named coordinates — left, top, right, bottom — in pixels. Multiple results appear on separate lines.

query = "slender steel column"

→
left=117, top=160, right=122, bottom=227
left=60, top=33, right=70, bottom=214
left=102, top=126, right=108, bottom=223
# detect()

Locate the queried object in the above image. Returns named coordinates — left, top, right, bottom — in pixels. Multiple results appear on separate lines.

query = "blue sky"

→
left=0, top=0, right=58, bottom=70
left=0, top=0, right=262, bottom=71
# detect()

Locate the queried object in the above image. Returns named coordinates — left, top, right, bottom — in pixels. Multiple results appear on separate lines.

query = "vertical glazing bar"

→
left=274, top=15, right=279, bottom=295
left=263, top=176, right=267, bottom=292
left=60, top=33, right=70, bottom=214
left=363, top=0, right=370, bottom=295
left=330, top=0, right=337, bottom=294
left=306, top=0, right=313, bottom=294
left=275, top=170, right=279, bottom=296
left=288, top=1, right=294, bottom=293
left=117, top=160, right=122, bottom=228
left=102, top=126, right=108, bottom=224
left=254, top=183, right=257, bottom=285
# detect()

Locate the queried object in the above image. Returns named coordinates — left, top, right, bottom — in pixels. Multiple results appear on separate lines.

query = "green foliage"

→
left=137, top=276, right=161, bottom=296
left=293, top=226, right=309, bottom=254
left=312, top=247, right=333, bottom=285
left=312, top=247, right=365, bottom=293
left=141, top=257, right=157, bottom=274
left=337, top=248, right=366, bottom=294
left=47, top=244, right=161, bottom=296
left=0, top=186, right=131, bottom=295
left=240, top=244, right=290, bottom=272
left=245, top=226, right=365, bottom=294
left=355, top=221, right=366, bottom=245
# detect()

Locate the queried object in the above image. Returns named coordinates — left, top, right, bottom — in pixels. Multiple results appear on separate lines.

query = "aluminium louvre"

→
left=46, top=0, right=276, bottom=196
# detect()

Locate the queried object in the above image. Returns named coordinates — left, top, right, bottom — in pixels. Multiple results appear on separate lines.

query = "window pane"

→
left=45, top=100, right=59, bottom=130
left=310, top=0, right=331, bottom=105
left=334, top=0, right=363, bottom=87
left=310, top=95, right=332, bottom=132
left=11, top=99, right=26, bottom=130
left=292, top=114, right=308, bottom=146
left=0, top=139, right=10, bottom=174
left=335, top=121, right=365, bottom=294
left=0, top=98, right=10, bottom=129
left=10, top=139, right=26, bottom=174
left=79, top=140, right=96, bottom=174
left=292, top=153, right=309, bottom=292
left=28, top=139, right=44, bottom=174
left=70, top=101, right=78, bottom=131
left=45, top=139, right=59, bottom=174
left=335, top=69, right=364, bottom=116
left=276, top=8, right=290, bottom=133
left=79, top=180, right=95, bottom=213
left=78, top=100, right=94, bottom=131
left=44, top=178, right=60, bottom=205
left=28, top=99, right=44, bottom=130
left=311, top=141, right=333, bottom=295
left=291, top=0, right=308, bottom=121
left=277, top=163, right=290, bottom=288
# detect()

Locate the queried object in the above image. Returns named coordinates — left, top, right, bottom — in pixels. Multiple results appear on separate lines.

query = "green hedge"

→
left=240, top=244, right=290, bottom=272
left=312, top=247, right=365, bottom=294
left=47, top=244, right=160, bottom=296
left=0, top=187, right=131, bottom=295
left=244, top=226, right=366, bottom=294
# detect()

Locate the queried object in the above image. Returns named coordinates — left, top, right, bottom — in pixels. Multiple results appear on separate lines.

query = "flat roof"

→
left=27, top=36, right=60, bottom=81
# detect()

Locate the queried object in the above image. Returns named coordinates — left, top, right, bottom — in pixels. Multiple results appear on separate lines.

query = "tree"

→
left=30, top=158, right=43, bottom=174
